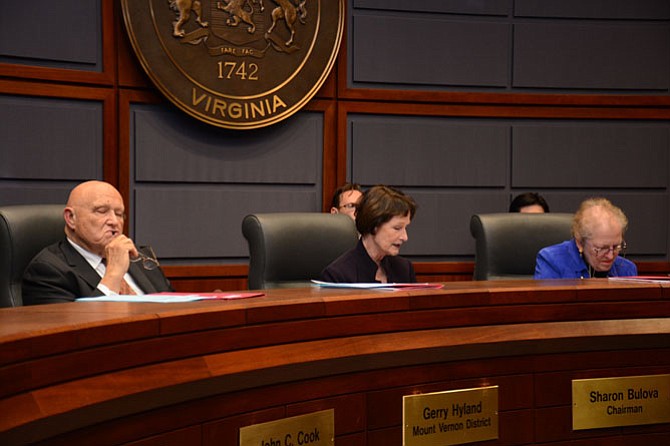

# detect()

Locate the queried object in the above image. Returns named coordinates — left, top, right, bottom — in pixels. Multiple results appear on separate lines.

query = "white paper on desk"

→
left=608, top=276, right=670, bottom=284
left=311, top=280, right=443, bottom=290
left=76, top=294, right=205, bottom=303
left=76, top=291, right=265, bottom=303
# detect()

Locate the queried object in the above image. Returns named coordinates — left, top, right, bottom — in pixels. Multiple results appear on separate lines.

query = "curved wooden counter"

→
left=1, top=279, right=670, bottom=445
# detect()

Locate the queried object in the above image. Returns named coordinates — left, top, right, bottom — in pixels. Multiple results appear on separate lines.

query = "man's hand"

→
left=99, top=235, right=139, bottom=293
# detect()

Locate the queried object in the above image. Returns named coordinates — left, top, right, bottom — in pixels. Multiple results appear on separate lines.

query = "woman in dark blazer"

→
left=321, top=185, right=417, bottom=283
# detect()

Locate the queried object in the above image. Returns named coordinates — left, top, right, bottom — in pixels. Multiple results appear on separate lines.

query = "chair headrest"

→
left=470, top=213, right=574, bottom=280
left=242, top=212, right=358, bottom=289
left=0, top=204, right=65, bottom=307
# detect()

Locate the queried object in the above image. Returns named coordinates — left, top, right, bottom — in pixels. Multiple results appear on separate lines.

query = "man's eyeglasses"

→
left=339, top=203, right=357, bottom=210
left=589, top=241, right=627, bottom=257
left=131, top=246, right=160, bottom=270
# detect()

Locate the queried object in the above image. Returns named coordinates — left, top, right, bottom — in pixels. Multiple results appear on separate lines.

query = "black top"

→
left=320, top=239, right=416, bottom=283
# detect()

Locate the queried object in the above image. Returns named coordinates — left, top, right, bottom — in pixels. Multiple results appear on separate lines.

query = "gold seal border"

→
left=121, top=0, right=344, bottom=130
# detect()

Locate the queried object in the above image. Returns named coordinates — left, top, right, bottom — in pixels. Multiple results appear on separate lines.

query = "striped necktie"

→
left=101, top=259, right=136, bottom=295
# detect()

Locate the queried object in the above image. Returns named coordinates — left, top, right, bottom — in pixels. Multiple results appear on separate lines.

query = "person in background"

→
left=321, top=185, right=416, bottom=283
left=509, top=192, right=550, bottom=213
left=534, top=197, right=637, bottom=279
left=22, top=180, right=173, bottom=304
left=330, top=183, right=363, bottom=220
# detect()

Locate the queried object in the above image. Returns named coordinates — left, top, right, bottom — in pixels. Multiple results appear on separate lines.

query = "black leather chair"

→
left=242, top=212, right=359, bottom=289
left=470, top=212, right=574, bottom=280
left=0, top=204, right=65, bottom=307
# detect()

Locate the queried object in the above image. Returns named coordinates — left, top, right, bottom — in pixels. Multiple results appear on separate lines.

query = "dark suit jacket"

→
left=320, top=239, right=416, bottom=283
left=22, top=239, right=173, bottom=305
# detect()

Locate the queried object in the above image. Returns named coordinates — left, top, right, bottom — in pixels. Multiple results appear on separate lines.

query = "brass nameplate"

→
left=403, top=386, right=498, bottom=446
left=573, top=374, right=670, bottom=430
left=239, top=409, right=334, bottom=446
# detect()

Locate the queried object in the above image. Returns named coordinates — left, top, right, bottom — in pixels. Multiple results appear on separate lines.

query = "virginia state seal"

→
left=121, top=0, right=344, bottom=129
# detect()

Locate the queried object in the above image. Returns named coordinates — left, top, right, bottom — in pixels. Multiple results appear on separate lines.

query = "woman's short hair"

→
left=572, top=197, right=628, bottom=241
left=356, top=185, right=416, bottom=235
left=509, top=192, right=550, bottom=213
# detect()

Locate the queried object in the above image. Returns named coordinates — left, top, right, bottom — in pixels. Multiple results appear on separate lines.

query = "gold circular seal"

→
left=121, top=0, right=344, bottom=130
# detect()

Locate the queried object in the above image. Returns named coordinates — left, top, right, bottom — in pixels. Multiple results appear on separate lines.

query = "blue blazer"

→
left=534, top=239, right=637, bottom=279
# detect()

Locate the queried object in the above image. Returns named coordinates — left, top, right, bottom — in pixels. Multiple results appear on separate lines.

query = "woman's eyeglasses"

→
left=131, top=246, right=160, bottom=270
left=589, top=241, right=627, bottom=257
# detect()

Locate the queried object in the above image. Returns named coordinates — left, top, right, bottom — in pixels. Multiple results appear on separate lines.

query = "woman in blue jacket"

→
left=535, top=198, right=637, bottom=279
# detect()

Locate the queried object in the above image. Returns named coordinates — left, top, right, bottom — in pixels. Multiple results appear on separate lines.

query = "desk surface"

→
left=2, top=279, right=670, bottom=445
left=2, top=278, right=668, bottom=345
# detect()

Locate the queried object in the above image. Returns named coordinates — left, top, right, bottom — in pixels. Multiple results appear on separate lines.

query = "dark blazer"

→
left=22, top=239, right=173, bottom=305
left=320, top=239, right=416, bottom=283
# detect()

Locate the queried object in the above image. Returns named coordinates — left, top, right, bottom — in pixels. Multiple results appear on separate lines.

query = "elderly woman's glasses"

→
left=131, top=246, right=160, bottom=270
left=589, top=241, right=627, bottom=257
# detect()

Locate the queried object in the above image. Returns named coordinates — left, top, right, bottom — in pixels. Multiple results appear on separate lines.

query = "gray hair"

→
left=572, top=197, right=628, bottom=242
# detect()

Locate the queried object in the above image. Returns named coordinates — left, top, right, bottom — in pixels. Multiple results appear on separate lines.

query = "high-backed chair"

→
left=0, top=204, right=65, bottom=307
left=470, top=212, right=574, bottom=280
left=242, top=213, right=359, bottom=289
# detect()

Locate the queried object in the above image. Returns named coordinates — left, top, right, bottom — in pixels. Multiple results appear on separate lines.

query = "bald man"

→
left=22, top=181, right=173, bottom=304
